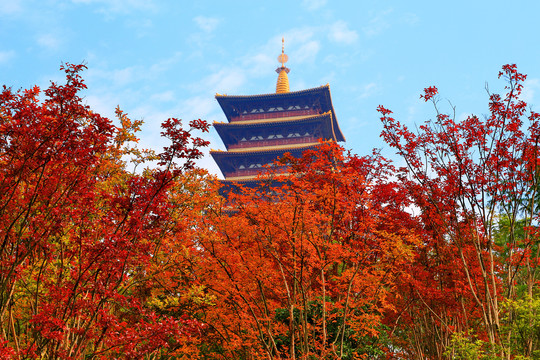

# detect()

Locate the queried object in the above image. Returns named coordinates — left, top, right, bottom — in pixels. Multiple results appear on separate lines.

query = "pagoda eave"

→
left=213, top=112, right=341, bottom=149
left=215, top=85, right=345, bottom=142
left=210, top=142, right=322, bottom=178
left=215, top=84, right=330, bottom=102
left=213, top=112, right=330, bottom=127
left=210, top=142, right=320, bottom=159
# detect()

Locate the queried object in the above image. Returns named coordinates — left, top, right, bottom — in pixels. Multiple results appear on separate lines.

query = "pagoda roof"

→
left=216, top=84, right=330, bottom=102
left=221, top=174, right=259, bottom=182
left=210, top=142, right=320, bottom=158
left=213, top=112, right=329, bottom=127
left=213, top=112, right=340, bottom=149
left=210, top=142, right=321, bottom=177
left=222, top=172, right=295, bottom=182
left=215, top=85, right=345, bottom=142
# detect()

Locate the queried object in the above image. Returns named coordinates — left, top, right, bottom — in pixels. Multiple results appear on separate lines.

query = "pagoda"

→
left=210, top=39, right=345, bottom=188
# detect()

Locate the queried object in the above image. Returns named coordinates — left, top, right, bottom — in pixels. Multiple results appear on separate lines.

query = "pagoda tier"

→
left=213, top=112, right=338, bottom=150
left=215, top=85, right=345, bottom=142
left=212, top=142, right=320, bottom=181
left=210, top=40, right=345, bottom=185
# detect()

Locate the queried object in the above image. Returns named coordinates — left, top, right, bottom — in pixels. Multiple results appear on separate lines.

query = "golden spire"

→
left=276, top=37, right=290, bottom=93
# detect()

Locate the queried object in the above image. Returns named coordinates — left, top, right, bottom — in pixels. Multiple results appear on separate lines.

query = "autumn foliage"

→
left=193, top=143, right=418, bottom=358
left=0, top=64, right=210, bottom=358
left=0, top=63, right=539, bottom=359
left=379, top=64, right=540, bottom=359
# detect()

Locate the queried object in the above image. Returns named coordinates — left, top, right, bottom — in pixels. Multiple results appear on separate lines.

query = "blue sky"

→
left=2, top=0, right=540, bottom=176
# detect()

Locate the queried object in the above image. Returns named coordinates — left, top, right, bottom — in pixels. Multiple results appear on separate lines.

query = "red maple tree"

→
left=379, top=64, right=540, bottom=358
left=194, top=142, right=419, bottom=359
left=0, top=64, right=210, bottom=358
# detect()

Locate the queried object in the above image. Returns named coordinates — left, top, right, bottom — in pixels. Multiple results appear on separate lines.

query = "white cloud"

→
left=194, top=16, right=221, bottom=33
left=0, top=50, right=16, bottom=64
left=358, top=82, right=379, bottom=99
left=522, top=78, right=540, bottom=104
left=37, top=33, right=61, bottom=51
left=0, top=0, right=22, bottom=14
left=125, top=17, right=153, bottom=37
left=86, top=52, right=183, bottom=88
left=283, top=27, right=316, bottom=45
left=293, top=41, right=320, bottom=64
left=402, top=12, right=419, bottom=26
left=87, top=66, right=141, bottom=88
left=245, top=52, right=274, bottom=78
left=179, top=96, right=217, bottom=120
left=82, top=93, right=120, bottom=120
left=406, top=103, right=420, bottom=123
left=188, top=18, right=222, bottom=50
left=199, top=68, right=247, bottom=94
left=150, top=91, right=175, bottom=103
left=363, top=9, right=393, bottom=37
left=328, top=21, right=358, bottom=45
left=302, top=0, right=327, bottom=11
left=346, top=116, right=368, bottom=129
left=71, top=0, right=157, bottom=15
left=148, top=51, right=183, bottom=74
left=112, top=66, right=138, bottom=87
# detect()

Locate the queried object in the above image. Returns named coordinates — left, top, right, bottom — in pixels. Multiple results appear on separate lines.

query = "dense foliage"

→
left=0, top=63, right=538, bottom=359
left=0, top=64, right=210, bottom=358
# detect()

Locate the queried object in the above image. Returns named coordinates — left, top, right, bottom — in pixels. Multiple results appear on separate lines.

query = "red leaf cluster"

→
left=0, top=64, right=210, bottom=358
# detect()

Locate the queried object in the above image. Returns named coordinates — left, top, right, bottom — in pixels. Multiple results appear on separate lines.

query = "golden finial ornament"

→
left=275, top=37, right=290, bottom=93
left=277, top=37, right=288, bottom=67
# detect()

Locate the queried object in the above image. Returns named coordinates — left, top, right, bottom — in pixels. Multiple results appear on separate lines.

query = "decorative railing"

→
left=230, top=109, right=318, bottom=122
left=225, top=166, right=289, bottom=179
left=228, top=136, right=316, bottom=150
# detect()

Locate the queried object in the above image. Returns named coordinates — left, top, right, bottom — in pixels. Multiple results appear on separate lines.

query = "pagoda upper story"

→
left=210, top=39, right=345, bottom=183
